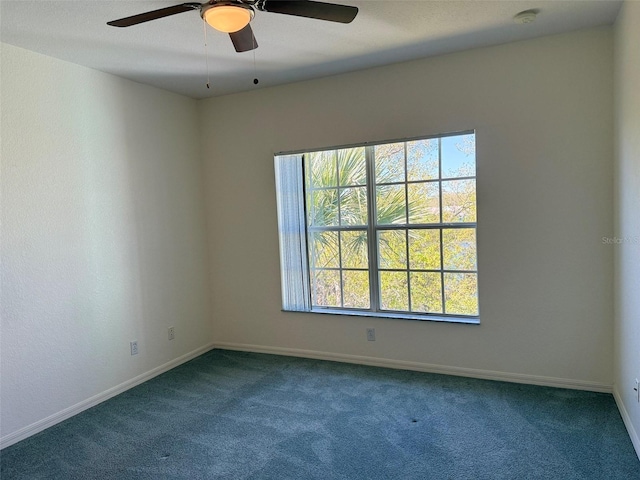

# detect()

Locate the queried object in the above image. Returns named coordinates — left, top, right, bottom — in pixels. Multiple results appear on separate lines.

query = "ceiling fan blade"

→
left=229, top=24, right=258, bottom=53
left=107, top=3, right=201, bottom=27
left=258, top=0, right=358, bottom=24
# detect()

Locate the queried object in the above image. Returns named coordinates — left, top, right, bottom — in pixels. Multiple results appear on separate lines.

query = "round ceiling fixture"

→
left=514, top=10, right=538, bottom=24
left=202, top=3, right=255, bottom=33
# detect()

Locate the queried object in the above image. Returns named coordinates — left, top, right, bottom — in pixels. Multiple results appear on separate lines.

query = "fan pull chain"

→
left=203, top=17, right=211, bottom=89
left=253, top=34, right=258, bottom=85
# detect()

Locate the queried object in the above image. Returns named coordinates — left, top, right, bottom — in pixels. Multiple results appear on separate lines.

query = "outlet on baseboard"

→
left=130, top=341, right=138, bottom=356
left=168, top=327, right=175, bottom=341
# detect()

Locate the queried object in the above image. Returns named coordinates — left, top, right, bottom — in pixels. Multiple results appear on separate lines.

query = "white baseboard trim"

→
left=212, top=342, right=612, bottom=393
left=2, top=341, right=615, bottom=451
left=0, top=343, right=216, bottom=450
left=613, top=386, right=640, bottom=460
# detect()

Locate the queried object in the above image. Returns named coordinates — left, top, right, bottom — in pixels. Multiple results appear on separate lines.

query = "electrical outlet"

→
left=635, top=379, right=639, bottom=403
left=366, top=328, right=376, bottom=341
left=130, top=341, right=138, bottom=356
left=168, top=327, right=175, bottom=341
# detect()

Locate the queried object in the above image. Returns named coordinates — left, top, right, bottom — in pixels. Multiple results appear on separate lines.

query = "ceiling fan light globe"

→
left=203, top=5, right=253, bottom=33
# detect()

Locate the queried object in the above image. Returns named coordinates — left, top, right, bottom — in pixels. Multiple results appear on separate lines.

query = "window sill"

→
left=283, top=308, right=480, bottom=325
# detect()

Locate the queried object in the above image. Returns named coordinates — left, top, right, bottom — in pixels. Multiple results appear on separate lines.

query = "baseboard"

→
left=2, top=341, right=614, bottom=451
left=613, top=386, right=640, bottom=460
left=212, top=342, right=612, bottom=393
left=0, top=343, right=216, bottom=450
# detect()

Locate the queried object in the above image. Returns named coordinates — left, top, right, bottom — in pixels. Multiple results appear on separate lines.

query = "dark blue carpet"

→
left=1, top=349, right=638, bottom=479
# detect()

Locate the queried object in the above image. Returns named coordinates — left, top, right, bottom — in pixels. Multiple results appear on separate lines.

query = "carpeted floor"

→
left=1, top=349, right=639, bottom=479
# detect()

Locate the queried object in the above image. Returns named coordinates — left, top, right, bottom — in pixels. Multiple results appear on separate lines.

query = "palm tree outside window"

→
left=275, top=131, right=478, bottom=323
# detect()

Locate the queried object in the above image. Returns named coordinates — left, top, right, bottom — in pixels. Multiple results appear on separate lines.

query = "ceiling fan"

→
left=107, top=0, right=359, bottom=53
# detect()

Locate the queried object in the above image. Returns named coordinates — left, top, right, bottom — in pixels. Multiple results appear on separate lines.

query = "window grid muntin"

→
left=334, top=143, right=344, bottom=304
left=402, top=143, right=412, bottom=311
left=311, top=267, right=369, bottom=272
left=304, top=132, right=477, bottom=318
left=438, top=138, right=446, bottom=311
left=377, top=268, right=477, bottom=274
left=365, top=145, right=380, bottom=313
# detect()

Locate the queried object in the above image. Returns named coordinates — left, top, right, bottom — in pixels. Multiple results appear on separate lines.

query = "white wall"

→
left=200, top=27, right=614, bottom=389
left=614, top=1, right=640, bottom=456
left=0, top=44, right=213, bottom=446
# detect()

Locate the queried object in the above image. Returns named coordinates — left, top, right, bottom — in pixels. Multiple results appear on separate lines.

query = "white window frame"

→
left=275, top=131, right=479, bottom=324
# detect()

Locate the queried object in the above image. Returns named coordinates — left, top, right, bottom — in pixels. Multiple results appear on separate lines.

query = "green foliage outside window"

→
left=304, top=133, right=478, bottom=318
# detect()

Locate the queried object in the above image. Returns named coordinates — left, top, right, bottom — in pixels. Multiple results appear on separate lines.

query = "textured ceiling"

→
left=0, top=0, right=622, bottom=98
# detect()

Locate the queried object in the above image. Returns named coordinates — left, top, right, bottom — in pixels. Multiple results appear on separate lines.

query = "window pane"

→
left=444, top=273, right=478, bottom=315
left=441, top=179, right=476, bottom=223
left=312, top=269, right=341, bottom=307
left=407, top=139, right=439, bottom=181
left=408, top=229, right=440, bottom=270
left=376, top=185, right=406, bottom=225
left=340, top=231, right=368, bottom=269
left=443, top=228, right=477, bottom=271
left=410, top=272, right=442, bottom=313
left=375, top=143, right=405, bottom=184
left=337, top=147, right=366, bottom=186
left=408, top=182, right=440, bottom=224
left=310, top=231, right=339, bottom=268
left=308, top=150, right=337, bottom=187
left=342, top=270, right=370, bottom=309
left=309, top=189, right=339, bottom=226
left=297, top=133, right=478, bottom=319
left=441, top=134, right=475, bottom=179
left=380, top=271, right=409, bottom=311
left=340, top=187, right=368, bottom=226
left=378, top=230, right=407, bottom=269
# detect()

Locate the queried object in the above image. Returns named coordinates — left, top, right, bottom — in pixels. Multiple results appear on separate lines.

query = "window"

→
left=275, top=131, right=478, bottom=322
